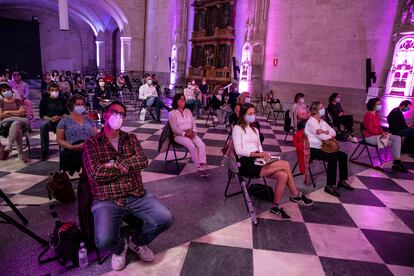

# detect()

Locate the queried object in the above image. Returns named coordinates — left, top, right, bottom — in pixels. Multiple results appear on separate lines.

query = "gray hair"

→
left=309, top=101, right=321, bottom=115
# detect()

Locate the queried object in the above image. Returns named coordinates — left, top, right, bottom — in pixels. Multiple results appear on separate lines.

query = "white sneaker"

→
left=198, top=164, right=209, bottom=177
left=128, top=239, right=155, bottom=262
left=111, top=240, right=128, bottom=271
left=349, top=136, right=358, bottom=143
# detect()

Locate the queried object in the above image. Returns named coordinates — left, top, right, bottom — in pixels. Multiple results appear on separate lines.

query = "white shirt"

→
left=184, top=87, right=196, bottom=100
left=304, top=116, right=336, bottom=149
left=232, top=125, right=263, bottom=157
left=139, top=84, right=158, bottom=100
left=169, top=109, right=197, bottom=136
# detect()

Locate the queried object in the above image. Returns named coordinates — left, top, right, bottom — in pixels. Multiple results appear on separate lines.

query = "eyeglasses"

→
left=109, top=109, right=126, bottom=118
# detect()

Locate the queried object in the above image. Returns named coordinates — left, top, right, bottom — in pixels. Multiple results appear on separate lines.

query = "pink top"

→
left=363, top=112, right=383, bottom=137
left=169, top=109, right=197, bottom=136
left=9, top=80, right=30, bottom=99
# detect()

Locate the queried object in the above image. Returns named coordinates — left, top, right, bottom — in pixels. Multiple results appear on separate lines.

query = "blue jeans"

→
left=186, top=99, right=201, bottom=116
left=92, top=193, right=173, bottom=255
left=40, top=120, right=58, bottom=156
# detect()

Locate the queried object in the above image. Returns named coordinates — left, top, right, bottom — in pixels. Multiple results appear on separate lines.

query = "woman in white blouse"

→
left=304, top=101, right=353, bottom=198
left=232, top=103, right=313, bottom=220
left=169, top=93, right=208, bottom=176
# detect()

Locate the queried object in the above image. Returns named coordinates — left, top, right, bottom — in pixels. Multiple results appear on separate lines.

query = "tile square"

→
left=203, top=139, right=226, bottom=147
left=262, top=133, right=276, bottom=139
left=0, top=171, right=10, bottom=178
left=0, top=173, right=47, bottom=194
left=134, top=133, right=152, bottom=141
left=392, top=179, right=414, bottom=193
left=253, top=218, right=316, bottom=255
left=143, top=149, right=160, bottom=160
left=146, top=134, right=161, bottom=141
left=132, top=127, right=159, bottom=134
left=387, top=264, right=414, bottom=276
left=362, top=229, right=414, bottom=267
left=180, top=242, right=253, bottom=276
left=319, top=257, right=393, bottom=276
left=343, top=204, right=412, bottom=233
left=15, top=161, right=59, bottom=176
left=261, top=144, right=282, bottom=152
left=206, top=155, right=225, bottom=166
left=254, top=249, right=325, bottom=276
left=383, top=169, right=414, bottom=180
left=356, top=176, right=407, bottom=192
left=144, top=160, right=186, bottom=175
left=339, top=188, right=386, bottom=207
left=371, top=190, right=414, bottom=211
left=300, top=201, right=357, bottom=227
left=391, top=209, right=414, bottom=232
left=306, top=223, right=383, bottom=263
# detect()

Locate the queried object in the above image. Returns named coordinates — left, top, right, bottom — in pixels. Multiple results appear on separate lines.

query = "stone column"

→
left=120, top=36, right=132, bottom=73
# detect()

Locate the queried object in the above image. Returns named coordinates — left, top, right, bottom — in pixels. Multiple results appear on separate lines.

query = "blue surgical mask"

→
left=375, top=104, right=382, bottom=111
left=2, top=90, right=13, bottom=98
left=74, top=106, right=85, bottom=115
left=402, top=107, right=410, bottom=112
left=319, top=108, right=326, bottom=117
left=244, top=114, right=256, bottom=123
left=244, top=97, right=251, bottom=103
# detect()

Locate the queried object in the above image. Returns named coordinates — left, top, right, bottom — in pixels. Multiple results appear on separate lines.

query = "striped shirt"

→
left=83, top=130, right=149, bottom=206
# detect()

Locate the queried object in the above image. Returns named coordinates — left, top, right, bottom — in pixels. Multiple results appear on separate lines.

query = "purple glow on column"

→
left=95, top=41, right=103, bottom=68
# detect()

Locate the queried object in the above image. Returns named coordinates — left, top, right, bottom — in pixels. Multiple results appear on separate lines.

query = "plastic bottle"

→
left=78, top=242, right=88, bottom=268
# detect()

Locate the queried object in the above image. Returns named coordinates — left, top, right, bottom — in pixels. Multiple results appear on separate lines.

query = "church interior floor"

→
left=0, top=91, right=413, bottom=276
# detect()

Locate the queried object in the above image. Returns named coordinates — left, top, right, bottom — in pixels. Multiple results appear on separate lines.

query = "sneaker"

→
left=111, top=240, right=128, bottom=271
left=349, top=136, right=358, bottom=143
left=392, top=160, right=408, bottom=173
left=128, top=239, right=155, bottom=262
left=269, top=206, right=291, bottom=220
left=290, top=192, right=314, bottom=206
left=198, top=165, right=210, bottom=177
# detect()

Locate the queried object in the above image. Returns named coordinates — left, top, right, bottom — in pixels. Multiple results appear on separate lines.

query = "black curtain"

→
left=0, top=18, right=42, bottom=79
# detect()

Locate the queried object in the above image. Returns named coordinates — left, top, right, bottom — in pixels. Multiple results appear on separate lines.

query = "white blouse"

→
left=232, top=125, right=263, bottom=157
left=169, top=109, right=197, bottom=136
left=304, top=116, right=336, bottom=149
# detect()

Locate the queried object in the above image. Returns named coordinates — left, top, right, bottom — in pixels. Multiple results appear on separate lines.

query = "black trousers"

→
left=310, top=148, right=348, bottom=186
left=338, top=115, right=354, bottom=134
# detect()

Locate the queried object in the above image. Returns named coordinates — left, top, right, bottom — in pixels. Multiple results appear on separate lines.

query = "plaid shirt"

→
left=83, top=130, right=148, bottom=206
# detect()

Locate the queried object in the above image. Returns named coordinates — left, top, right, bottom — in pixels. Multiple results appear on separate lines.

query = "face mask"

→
left=108, top=114, right=123, bottom=130
left=299, top=98, right=305, bottom=104
left=74, top=106, right=85, bottom=115
left=188, top=84, right=193, bottom=88
left=147, top=79, right=153, bottom=85
left=319, top=108, right=326, bottom=117
left=61, top=78, right=65, bottom=81
left=336, top=98, right=341, bottom=103
left=99, top=82, right=105, bottom=87
left=202, top=82, right=206, bottom=85
left=192, top=81, right=195, bottom=85
left=50, top=91, right=59, bottom=98
left=218, top=90, right=223, bottom=95
left=245, top=97, right=251, bottom=103
left=2, top=90, right=13, bottom=98
left=244, top=114, right=256, bottom=123
left=402, top=107, right=410, bottom=112
left=375, top=104, right=382, bottom=111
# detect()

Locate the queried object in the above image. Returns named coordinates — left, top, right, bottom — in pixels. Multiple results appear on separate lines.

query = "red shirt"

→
left=363, top=111, right=383, bottom=138
left=83, top=130, right=149, bottom=206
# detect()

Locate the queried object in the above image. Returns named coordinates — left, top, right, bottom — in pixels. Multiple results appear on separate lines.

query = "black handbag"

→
left=46, top=171, right=76, bottom=203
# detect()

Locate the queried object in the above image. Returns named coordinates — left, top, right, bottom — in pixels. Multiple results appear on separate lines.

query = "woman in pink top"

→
left=363, top=97, right=406, bottom=172
left=169, top=93, right=208, bottom=176
left=291, top=93, right=311, bottom=130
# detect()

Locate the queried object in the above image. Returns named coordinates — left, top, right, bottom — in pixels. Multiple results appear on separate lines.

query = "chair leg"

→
left=349, top=143, right=361, bottom=161
left=309, top=166, right=316, bottom=187
left=164, top=143, right=171, bottom=162
left=173, top=145, right=180, bottom=172
left=292, top=161, right=298, bottom=174
left=376, top=148, right=383, bottom=164
left=284, top=132, right=289, bottom=143
left=205, top=113, right=210, bottom=127
left=365, top=146, right=374, bottom=167
left=26, top=134, right=31, bottom=157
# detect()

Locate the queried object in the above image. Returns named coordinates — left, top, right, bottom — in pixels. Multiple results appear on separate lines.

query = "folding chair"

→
left=204, top=108, right=217, bottom=130
left=349, top=123, right=382, bottom=168
left=283, top=110, right=295, bottom=143
left=136, top=99, right=158, bottom=122
left=266, top=99, right=284, bottom=121
left=292, top=159, right=327, bottom=188
left=163, top=123, right=189, bottom=172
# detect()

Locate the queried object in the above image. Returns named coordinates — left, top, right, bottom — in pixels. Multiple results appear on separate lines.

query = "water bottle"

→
left=78, top=242, right=88, bottom=268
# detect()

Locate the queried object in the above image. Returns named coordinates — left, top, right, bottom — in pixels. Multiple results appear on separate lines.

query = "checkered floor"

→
left=106, top=156, right=414, bottom=276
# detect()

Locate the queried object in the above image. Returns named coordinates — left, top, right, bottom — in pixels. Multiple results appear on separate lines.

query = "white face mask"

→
left=299, top=98, right=305, bottom=104
left=50, top=91, right=59, bottom=98
left=245, top=97, right=251, bottom=103
left=2, top=90, right=13, bottom=98
left=74, top=106, right=85, bottom=115
left=202, top=82, right=206, bottom=85
left=218, top=90, right=223, bottom=95
left=336, top=98, right=341, bottom=103
left=108, top=114, right=123, bottom=130
left=147, top=79, right=153, bottom=85
left=99, top=82, right=105, bottom=87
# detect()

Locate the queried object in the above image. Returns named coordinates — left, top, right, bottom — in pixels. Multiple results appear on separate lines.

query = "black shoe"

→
left=41, top=152, right=48, bottom=161
left=324, top=186, right=340, bottom=198
left=269, top=206, right=291, bottom=220
left=392, top=161, right=408, bottom=173
left=290, top=192, right=314, bottom=206
left=337, top=180, right=354, bottom=191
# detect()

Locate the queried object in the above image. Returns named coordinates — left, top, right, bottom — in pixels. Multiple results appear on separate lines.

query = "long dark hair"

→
left=172, top=93, right=185, bottom=109
left=237, top=103, right=257, bottom=133
left=329, top=93, right=339, bottom=103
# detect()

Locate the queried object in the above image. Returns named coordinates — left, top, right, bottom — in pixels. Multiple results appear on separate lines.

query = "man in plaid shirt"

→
left=83, top=101, right=173, bottom=271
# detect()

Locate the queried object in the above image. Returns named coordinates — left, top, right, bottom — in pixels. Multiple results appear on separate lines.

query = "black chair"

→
left=204, top=108, right=218, bottom=130
left=349, top=123, right=382, bottom=167
left=292, top=159, right=327, bottom=188
left=266, top=99, right=284, bottom=121
left=136, top=99, right=158, bottom=122
left=283, top=110, right=295, bottom=143
left=163, top=123, right=189, bottom=172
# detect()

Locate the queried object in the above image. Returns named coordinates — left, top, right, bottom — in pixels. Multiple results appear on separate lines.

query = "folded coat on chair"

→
left=293, top=129, right=311, bottom=184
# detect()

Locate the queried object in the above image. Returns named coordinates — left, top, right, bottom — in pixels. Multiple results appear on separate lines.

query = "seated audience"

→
left=3, top=68, right=11, bottom=80
left=387, top=100, right=414, bottom=137
left=183, top=81, right=201, bottom=117
left=266, top=90, right=278, bottom=104
left=93, top=77, right=111, bottom=111
left=116, top=73, right=126, bottom=90
left=151, top=74, right=161, bottom=95
left=210, top=85, right=232, bottom=129
left=305, top=101, right=353, bottom=197
left=233, top=103, right=313, bottom=220
left=51, top=70, right=59, bottom=82
left=364, top=97, right=406, bottom=172
left=96, top=70, right=105, bottom=81
left=327, top=93, right=358, bottom=142
left=291, top=93, right=311, bottom=130
left=41, top=72, right=52, bottom=94
left=0, top=83, right=29, bottom=162
left=58, top=74, right=72, bottom=99
left=228, top=83, right=240, bottom=110
left=9, top=71, right=34, bottom=121
left=139, top=75, right=170, bottom=122
left=198, top=78, right=209, bottom=107
left=169, top=93, right=208, bottom=176
left=39, top=83, right=69, bottom=160
left=73, top=73, right=85, bottom=93
left=82, top=101, right=173, bottom=271
left=104, top=71, right=114, bottom=84
left=56, top=95, right=97, bottom=175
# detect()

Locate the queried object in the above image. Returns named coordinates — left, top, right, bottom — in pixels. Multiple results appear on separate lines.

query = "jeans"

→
left=310, top=148, right=348, bottom=186
left=145, top=97, right=169, bottom=121
left=365, top=135, right=401, bottom=159
left=186, top=99, right=201, bottom=116
left=92, top=193, right=173, bottom=255
left=2, top=117, right=29, bottom=156
left=40, top=120, right=58, bottom=156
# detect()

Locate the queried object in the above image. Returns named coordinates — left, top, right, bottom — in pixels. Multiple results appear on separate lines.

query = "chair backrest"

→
left=359, top=123, right=366, bottom=140
left=284, top=110, right=292, bottom=132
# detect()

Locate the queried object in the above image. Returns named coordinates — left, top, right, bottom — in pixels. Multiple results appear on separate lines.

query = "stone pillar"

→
left=95, top=40, right=105, bottom=70
left=120, top=36, right=132, bottom=73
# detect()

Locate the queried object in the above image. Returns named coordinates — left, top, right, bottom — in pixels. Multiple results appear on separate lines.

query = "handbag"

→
left=46, top=171, right=76, bottom=203
left=321, top=139, right=340, bottom=153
